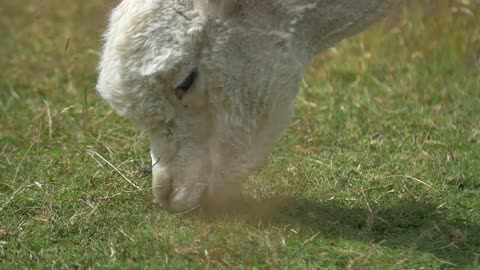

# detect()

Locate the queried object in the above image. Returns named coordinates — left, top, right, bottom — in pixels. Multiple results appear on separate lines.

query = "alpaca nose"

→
left=168, top=182, right=207, bottom=213
left=152, top=166, right=206, bottom=213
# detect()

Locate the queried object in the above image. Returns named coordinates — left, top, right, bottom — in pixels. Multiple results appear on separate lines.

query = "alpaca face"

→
left=146, top=17, right=307, bottom=212
left=97, top=0, right=399, bottom=212
left=97, top=2, right=307, bottom=212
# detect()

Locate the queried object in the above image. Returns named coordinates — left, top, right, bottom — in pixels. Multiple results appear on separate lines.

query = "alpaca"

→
left=97, top=0, right=400, bottom=212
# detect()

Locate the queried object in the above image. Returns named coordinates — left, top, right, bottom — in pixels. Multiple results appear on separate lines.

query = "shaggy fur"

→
left=97, top=0, right=399, bottom=212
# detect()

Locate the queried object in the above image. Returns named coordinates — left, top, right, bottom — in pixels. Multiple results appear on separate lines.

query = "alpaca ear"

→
left=276, top=0, right=400, bottom=56
left=193, top=0, right=237, bottom=19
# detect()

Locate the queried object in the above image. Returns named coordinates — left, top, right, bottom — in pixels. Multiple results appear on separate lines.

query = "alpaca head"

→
left=97, top=0, right=399, bottom=212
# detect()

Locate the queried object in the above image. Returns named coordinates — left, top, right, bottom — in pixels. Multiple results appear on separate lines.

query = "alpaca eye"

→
left=176, top=68, right=198, bottom=92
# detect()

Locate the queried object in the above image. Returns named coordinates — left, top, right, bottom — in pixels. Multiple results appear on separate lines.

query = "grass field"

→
left=1, top=0, right=480, bottom=269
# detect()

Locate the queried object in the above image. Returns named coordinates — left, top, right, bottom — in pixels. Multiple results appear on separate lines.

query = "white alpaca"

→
left=97, top=0, right=399, bottom=212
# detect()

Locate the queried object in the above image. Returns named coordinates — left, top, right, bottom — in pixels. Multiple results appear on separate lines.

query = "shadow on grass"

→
left=220, top=197, right=479, bottom=267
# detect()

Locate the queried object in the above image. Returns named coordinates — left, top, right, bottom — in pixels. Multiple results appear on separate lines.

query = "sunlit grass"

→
left=1, top=0, right=479, bottom=268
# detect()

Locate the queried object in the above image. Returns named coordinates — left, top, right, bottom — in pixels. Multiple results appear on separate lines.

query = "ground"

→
left=1, top=0, right=479, bottom=269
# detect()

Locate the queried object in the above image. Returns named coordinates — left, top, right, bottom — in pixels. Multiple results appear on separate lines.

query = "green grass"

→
left=1, top=0, right=480, bottom=269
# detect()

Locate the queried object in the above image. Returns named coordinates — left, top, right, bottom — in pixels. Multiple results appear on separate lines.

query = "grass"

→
left=1, top=0, right=480, bottom=269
